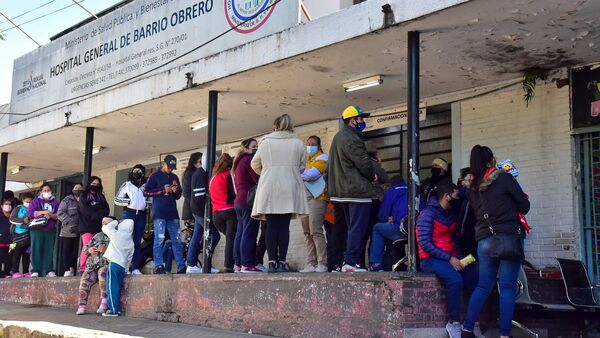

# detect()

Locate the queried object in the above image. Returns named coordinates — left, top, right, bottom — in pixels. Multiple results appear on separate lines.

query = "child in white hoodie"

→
left=101, top=217, right=134, bottom=317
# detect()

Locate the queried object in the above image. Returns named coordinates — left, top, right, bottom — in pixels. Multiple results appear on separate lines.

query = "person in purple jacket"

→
left=28, top=183, right=61, bottom=277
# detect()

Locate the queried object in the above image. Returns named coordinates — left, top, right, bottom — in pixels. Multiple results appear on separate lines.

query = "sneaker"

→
left=154, top=266, right=166, bottom=274
left=299, top=265, right=316, bottom=273
left=341, top=264, right=367, bottom=273
left=46, top=271, right=57, bottom=277
left=30, top=272, right=39, bottom=278
left=240, top=266, right=261, bottom=273
left=176, top=267, right=187, bottom=274
left=446, top=321, right=462, bottom=338
left=267, top=262, right=277, bottom=273
left=472, top=323, right=485, bottom=338
left=23, top=273, right=31, bottom=278
left=102, top=311, right=119, bottom=317
left=76, top=306, right=86, bottom=315
left=96, top=304, right=108, bottom=314
left=331, top=265, right=342, bottom=273
left=234, top=265, right=241, bottom=273
left=256, top=264, right=266, bottom=272
left=461, top=330, right=476, bottom=338
left=64, top=270, right=73, bottom=277
left=186, top=266, right=202, bottom=274
left=315, top=264, right=328, bottom=273
left=369, top=264, right=384, bottom=272
left=11, top=272, right=23, bottom=279
left=276, top=262, right=289, bottom=273
left=131, top=269, right=142, bottom=275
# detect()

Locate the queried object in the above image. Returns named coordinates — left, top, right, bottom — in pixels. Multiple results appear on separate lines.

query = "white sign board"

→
left=364, top=106, right=426, bottom=132
left=10, top=0, right=299, bottom=123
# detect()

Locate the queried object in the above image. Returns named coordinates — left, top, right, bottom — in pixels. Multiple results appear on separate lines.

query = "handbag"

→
left=246, top=185, right=257, bottom=207
left=28, top=217, right=48, bottom=230
left=478, top=190, right=524, bottom=261
left=12, top=232, right=30, bottom=249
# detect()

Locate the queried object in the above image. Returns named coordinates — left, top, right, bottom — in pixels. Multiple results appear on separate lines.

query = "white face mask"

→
left=2, top=205, right=12, bottom=212
left=42, top=192, right=52, bottom=199
left=23, top=202, right=30, bottom=208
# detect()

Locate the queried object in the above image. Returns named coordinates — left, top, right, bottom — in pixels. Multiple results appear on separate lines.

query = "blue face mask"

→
left=306, top=146, right=318, bottom=156
left=356, top=121, right=367, bottom=132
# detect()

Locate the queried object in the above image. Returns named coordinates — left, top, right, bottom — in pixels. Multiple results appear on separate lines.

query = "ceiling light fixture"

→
left=190, top=118, right=209, bottom=131
left=10, top=166, right=22, bottom=175
left=343, top=75, right=384, bottom=92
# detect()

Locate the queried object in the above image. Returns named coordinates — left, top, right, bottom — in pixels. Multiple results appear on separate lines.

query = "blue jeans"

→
left=106, top=262, right=126, bottom=314
left=186, top=214, right=220, bottom=267
left=235, top=205, right=260, bottom=267
left=153, top=219, right=186, bottom=271
left=342, top=203, right=371, bottom=266
left=421, top=257, right=478, bottom=322
left=122, top=210, right=147, bottom=271
left=368, top=222, right=405, bottom=265
left=463, top=237, right=522, bottom=336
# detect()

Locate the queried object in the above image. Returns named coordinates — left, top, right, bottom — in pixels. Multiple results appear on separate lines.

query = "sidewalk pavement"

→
left=0, top=302, right=267, bottom=338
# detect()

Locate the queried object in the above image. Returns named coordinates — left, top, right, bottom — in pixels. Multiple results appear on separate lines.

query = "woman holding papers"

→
left=299, top=136, right=329, bottom=273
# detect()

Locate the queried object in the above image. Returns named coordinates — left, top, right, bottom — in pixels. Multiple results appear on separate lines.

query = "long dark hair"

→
left=185, top=152, right=203, bottom=174
left=82, top=176, right=106, bottom=202
left=469, top=145, right=495, bottom=190
left=212, top=153, right=233, bottom=177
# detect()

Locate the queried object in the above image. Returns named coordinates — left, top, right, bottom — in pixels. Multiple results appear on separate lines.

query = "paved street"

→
left=0, top=302, right=266, bottom=338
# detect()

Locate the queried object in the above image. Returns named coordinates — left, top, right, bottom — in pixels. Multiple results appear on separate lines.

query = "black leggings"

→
left=11, top=245, right=30, bottom=274
left=212, top=209, right=238, bottom=269
left=61, top=237, right=79, bottom=273
left=0, top=247, right=12, bottom=276
left=265, top=214, right=291, bottom=263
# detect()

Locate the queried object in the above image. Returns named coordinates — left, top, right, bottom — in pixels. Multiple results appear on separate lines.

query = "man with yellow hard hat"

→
left=327, top=105, right=376, bottom=272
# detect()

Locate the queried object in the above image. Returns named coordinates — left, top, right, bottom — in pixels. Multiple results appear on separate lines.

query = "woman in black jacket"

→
left=78, top=176, right=109, bottom=273
left=461, top=145, right=530, bottom=338
left=182, top=152, right=203, bottom=225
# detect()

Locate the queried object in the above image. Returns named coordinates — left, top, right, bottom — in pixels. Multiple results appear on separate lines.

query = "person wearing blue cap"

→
left=327, top=105, right=376, bottom=272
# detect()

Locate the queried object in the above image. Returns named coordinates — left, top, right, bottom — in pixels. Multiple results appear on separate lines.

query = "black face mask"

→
left=132, top=172, right=142, bottom=179
left=450, top=198, right=462, bottom=211
left=431, top=167, right=443, bottom=177
left=90, top=185, right=100, bottom=192
left=72, top=190, right=82, bottom=197
left=251, top=149, right=257, bottom=155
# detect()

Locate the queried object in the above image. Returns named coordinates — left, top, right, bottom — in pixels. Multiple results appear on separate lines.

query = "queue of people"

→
left=0, top=108, right=530, bottom=336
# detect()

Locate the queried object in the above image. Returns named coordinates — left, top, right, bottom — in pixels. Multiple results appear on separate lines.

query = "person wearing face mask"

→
left=9, top=192, right=34, bottom=278
left=416, top=183, right=479, bottom=338
left=27, top=183, right=61, bottom=277
left=115, top=165, right=149, bottom=275
left=78, top=177, right=110, bottom=273
left=182, top=153, right=203, bottom=226
left=57, top=183, right=84, bottom=276
left=0, top=198, right=14, bottom=277
left=299, top=135, right=329, bottom=273
left=327, top=105, right=376, bottom=273
left=420, top=158, right=452, bottom=208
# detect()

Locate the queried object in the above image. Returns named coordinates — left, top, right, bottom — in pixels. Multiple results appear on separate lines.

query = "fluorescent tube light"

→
left=343, top=75, right=384, bottom=92
left=190, top=119, right=209, bottom=131
left=10, top=166, right=22, bottom=175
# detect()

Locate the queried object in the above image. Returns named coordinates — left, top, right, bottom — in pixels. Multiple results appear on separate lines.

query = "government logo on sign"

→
left=224, top=0, right=276, bottom=34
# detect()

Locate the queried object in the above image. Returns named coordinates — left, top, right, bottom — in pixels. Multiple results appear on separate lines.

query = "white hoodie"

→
left=102, top=219, right=134, bottom=269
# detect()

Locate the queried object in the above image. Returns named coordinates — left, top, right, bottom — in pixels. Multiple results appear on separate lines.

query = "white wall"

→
left=459, top=83, right=578, bottom=268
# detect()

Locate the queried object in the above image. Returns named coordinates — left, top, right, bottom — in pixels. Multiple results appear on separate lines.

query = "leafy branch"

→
left=522, top=68, right=548, bottom=107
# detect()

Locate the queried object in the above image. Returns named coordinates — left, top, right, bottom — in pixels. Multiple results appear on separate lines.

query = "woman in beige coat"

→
left=251, top=114, right=308, bottom=273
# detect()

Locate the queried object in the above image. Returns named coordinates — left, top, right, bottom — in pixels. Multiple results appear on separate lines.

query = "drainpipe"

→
left=202, top=90, right=218, bottom=274
left=0, top=152, right=7, bottom=198
left=407, top=31, right=420, bottom=273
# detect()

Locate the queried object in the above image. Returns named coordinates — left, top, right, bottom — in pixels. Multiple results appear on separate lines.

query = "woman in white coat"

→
left=251, top=114, right=309, bottom=273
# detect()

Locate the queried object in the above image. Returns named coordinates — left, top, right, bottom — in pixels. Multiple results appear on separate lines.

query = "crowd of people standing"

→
left=0, top=107, right=530, bottom=336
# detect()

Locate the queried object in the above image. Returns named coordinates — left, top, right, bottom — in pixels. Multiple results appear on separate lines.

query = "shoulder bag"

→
left=478, top=190, right=524, bottom=261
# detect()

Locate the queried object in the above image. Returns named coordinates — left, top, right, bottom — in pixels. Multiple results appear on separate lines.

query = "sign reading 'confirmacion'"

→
left=10, top=0, right=298, bottom=122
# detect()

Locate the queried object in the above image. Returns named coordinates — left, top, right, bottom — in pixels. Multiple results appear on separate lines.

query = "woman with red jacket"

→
left=209, top=153, right=237, bottom=273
